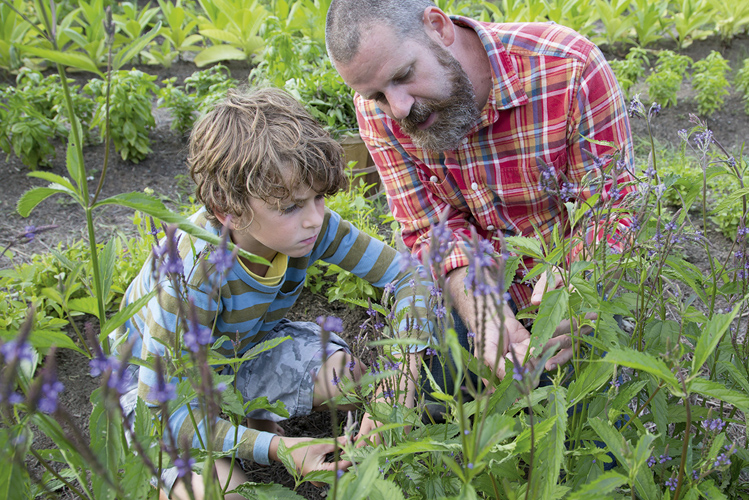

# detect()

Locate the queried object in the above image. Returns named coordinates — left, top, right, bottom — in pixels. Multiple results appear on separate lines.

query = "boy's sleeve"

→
left=317, top=209, right=436, bottom=351
left=133, top=259, right=277, bottom=464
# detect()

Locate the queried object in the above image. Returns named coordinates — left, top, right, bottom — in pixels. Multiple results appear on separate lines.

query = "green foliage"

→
left=194, top=0, right=268, bottom=66
left=646, top=50, right=693, bottom=108
left=0, top=0, right=34, bottom=71
left=734, top=58, right=749, bottom=115
left=691, top=50, right=731, bottom=116
left=157, top=65, right=236, bottom=135
left=85, top=69, right=158, bottom=163
left=111, top=1, right=160, bottom=55
left=143, top=0, right=202, bottom=67
left=630, top=0, right=668, bottom=47
left=592, top=0, right=635, bottom=47
left=668, top=0, right=715, bottom=49
left=541, top=0, right=600, bottom=39
left=610, top=47, right=650, bottom=97
left=306, top=167, right=386, bottom=304
left=709, top=0, right=749, bottom=41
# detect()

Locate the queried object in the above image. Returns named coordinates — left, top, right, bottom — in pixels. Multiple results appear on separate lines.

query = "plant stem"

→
left=29, top=448, right=90, bottom=500
left=672, top=377, right=691, bottom=500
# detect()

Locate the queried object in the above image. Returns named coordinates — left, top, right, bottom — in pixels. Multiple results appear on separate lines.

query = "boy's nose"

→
left=303, top=202, right=324, bottom=228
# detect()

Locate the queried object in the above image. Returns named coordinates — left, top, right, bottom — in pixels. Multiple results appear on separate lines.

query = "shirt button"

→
left=470, top=182, right=478, bottom=191
left=462, top=137, right=469, bottom=144
left=487, top=225, right=495, bottom=231
left=429, top=175, right=438, bottom=183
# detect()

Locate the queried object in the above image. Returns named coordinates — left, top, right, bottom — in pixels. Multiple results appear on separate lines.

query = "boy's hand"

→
left=271, top=436, right=351, bottom=483
left=355, top=412, right=382, bottom=447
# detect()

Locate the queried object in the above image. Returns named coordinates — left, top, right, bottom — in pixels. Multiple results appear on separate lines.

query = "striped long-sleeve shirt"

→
left=355, top=18, right=637, bottom=311
left=117, top=207, right=433, bottom=464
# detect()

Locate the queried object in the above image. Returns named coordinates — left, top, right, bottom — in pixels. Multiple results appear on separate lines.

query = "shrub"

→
left=691, top=50, right=731, bottom=116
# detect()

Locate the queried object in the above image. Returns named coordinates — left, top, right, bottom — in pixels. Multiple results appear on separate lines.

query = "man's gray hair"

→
left=326, top=0, right=435, bottom=65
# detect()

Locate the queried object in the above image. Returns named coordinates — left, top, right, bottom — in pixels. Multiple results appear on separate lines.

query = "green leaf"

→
left=113, top=22, right=162, bottom=71
left=603, top=348, right=680, bottom=392
left=567, top=361, right=614, bottom=405
left=0, top=427, right=32, bottom=500
left=28, top=328, right=87, bottom=356
left=64, top=119, right=85, bottom=190
left=566, top=471, right=628, bottom=500
left=67, top=298, right=99, bottom=320
left=89, top=391, right=121, bottom=500
left=505, top=236, right=544, bottom=259
left=534, top=385, right=567, bottom=499
left=20, top=46, right=103, bottom=77
left=26, top=171, right=76, bottom=192
left=100, top=290, right=156, bottom=341
left=16, top=187, right=69, bottom=217
left=692, top=305, right=741, bottom=374
left=689, top=378, right=749, bottom=413
left=530, top=288, right=569, bottom=353
left=231, top=482, right=305, bottom=499
left=99, top=238, right=116, bottom=309
left=193, top=45, right=247, bottom=67
left=94, top=192, right=269, bottom=266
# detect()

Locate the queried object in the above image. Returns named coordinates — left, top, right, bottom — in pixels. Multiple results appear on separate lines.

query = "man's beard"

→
left=396, top=41, right=480, bottom=152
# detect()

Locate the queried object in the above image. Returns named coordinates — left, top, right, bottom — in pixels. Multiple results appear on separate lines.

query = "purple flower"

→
left=559, top=182, right=574, bottom=199
left=665, top=478, right=677, bottom=491
left=702, top=418, right=726, bottom=433
left=397, top=250, right=422, bottom=274
left=174, top=455, right=195, bottom=478
left=149, top=379, right=177, bottom=404
left=156, top=226, right=184, bottom=277
left=648, top=102, right=662, bottom=119
left=38, top=379, right=64, bottom=414
left=382, top=389, right=395, bottom=398
left=331, top=374, right=341, bottom=386
left=647, top=456, right=656, bottom=467
left=467, top=463, right=474, bottom=469
left=184, top=298, right=212, bottom=352
left=0, top=339, right=34, bottom=364
left=208, top=246, right=234, bottom=275
left=659, top=454, right=672, bottom=464
left=22, top=225, right=37, bottom=241
left=348, top=360, right=356, bottom=371
left=0, top=391, right=23, bottom=405
left=714, top=453, right=731, bottom=467
left=628, top=96, right=645, bottom=118
left=434, top=305, right=447, bottom=319
left=383, top=282, right=396, bottom=295
left=317, top=316, right=343, bottom=334
left=425, top=348, right=437, bottom=356
left=694, top=130, right=713, bottom=150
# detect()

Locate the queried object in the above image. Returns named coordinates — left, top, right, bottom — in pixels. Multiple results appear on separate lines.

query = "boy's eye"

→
left=281, top=204, right=300, bottom=214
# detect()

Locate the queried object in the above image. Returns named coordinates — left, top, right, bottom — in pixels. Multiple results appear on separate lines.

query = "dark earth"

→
left=2, top=33, right=749, bottom=499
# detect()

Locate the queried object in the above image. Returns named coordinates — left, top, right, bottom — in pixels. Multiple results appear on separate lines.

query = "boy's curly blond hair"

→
left=188, top=87, right=346, bottom=227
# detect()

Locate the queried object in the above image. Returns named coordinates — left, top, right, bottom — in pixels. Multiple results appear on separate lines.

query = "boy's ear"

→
left=214, top=211, right=233, bottom=229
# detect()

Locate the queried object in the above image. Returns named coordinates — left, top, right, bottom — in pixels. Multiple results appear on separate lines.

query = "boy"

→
left=115, top=87, right=434, bottom=499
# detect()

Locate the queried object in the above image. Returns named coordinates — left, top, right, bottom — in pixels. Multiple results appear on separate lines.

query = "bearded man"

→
left=326, top=0, right=636, bottom=385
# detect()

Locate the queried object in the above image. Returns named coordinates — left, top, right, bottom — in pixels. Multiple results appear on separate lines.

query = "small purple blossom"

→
left=184, top=317, right=212, bottom=353
left=383, top=282, right=396, bottom=295
left=659, top=454, right=672, bottom=464
left=208, top=246, right=234, bottom=275
left=149, top=379, right=177, bottom=404
left=648, top=102, right=662, bottom=119
left=348, top=360, right=356, bottom=371
left=0, top=391, right=23, bottom=405
left=714, top=453, right=731, bottom=468
left=628, top=95, right=645, bottom=118
left=425, top=348, right=437, bottom=356
left=647, top=456, right=656, bottom=467
left=434, top=305, right=447, bottom=319
left=316, top=315, right=343, bottom=334
left=382, top=389, right=395, bottom=399
left=38, top=378, right=64, bottom=414
left=692, top=469, right=700, bottom=480
left=0, top=339, right=34, bottom=364
left=702, top=418, right=726, bottom=433
left=174, top=455, right=195, bottom=478
left=665, top=478, right=677, bottom=491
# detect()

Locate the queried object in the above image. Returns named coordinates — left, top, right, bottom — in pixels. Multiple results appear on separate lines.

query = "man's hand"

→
left=476, top=303, right=533, bottom=379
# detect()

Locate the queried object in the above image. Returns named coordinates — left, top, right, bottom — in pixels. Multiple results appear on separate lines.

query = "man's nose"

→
left=385, top=89, right=414, bottom=121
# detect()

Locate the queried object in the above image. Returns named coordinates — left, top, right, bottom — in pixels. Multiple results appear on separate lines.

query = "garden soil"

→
left=2, top=34, right=749, bottom=499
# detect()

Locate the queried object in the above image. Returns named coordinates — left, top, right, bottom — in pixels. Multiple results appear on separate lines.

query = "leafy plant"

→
left=609, top=46, right=650, bottom=97
left=85, top=69, right=158, bottom=163
left=709, top=0, right=749, bottom=41
left=668, top=0, right=715, bottom=49
left=143, top=0, right=202, bottom=67
left=542, top=0, right=599, bottom=39
left=646, top=50, right=693, bottom=107
left=111, top=1, right=160, bottom=58
left=691, top=50, right=731, bottom=116
left=0, top=0, right=33, bottom=71
left=631, top=0, right=668, bottom=47
left=734, top=58, right=749, bottom=115
left=194, top=0, right=268, bottom=66
left=592, top=0, right=635, bottom=47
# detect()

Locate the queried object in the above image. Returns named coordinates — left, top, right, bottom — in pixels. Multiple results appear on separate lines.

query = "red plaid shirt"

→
left=355, top=18, right=637, bottom=310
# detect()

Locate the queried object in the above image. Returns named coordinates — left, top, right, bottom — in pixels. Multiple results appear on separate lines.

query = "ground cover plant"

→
left=1, top=1, right=749, bottom=499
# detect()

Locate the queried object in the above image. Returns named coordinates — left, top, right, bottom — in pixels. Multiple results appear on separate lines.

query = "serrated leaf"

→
left=16, top=187, right=68, bottom=217
left=689, top=377, right=749, bottom=413
left=68, top=296, right=100, bottom=318
left=26, top=171, right=76, bottom=192
left=566, top=471, right=628, bottom=500
left=603, top=348, right=680, bottom=392
left=28, top=328, right=86, bottom=356
left=692, top=305, right=741, bottom=374
left=530, top=288, right=569, bottom=353
left=567, top=361, right=613, bottom=409
left=232, top=482, right=305, bottom=499
left=505, top=236, right=544, bottom=259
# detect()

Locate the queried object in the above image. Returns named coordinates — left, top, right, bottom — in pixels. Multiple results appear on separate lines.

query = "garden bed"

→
left=2, top=33, right=749, bottom=499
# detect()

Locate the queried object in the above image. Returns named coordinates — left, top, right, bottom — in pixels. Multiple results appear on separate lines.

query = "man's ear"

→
left=422, top=6, right=456, bottom=46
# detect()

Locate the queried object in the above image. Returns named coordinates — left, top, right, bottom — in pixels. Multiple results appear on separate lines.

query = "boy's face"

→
left=228, top=181, right=326, bottom=262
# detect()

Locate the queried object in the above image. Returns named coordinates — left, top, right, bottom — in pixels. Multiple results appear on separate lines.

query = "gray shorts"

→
left=120, top=319, right=349, bottom=493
